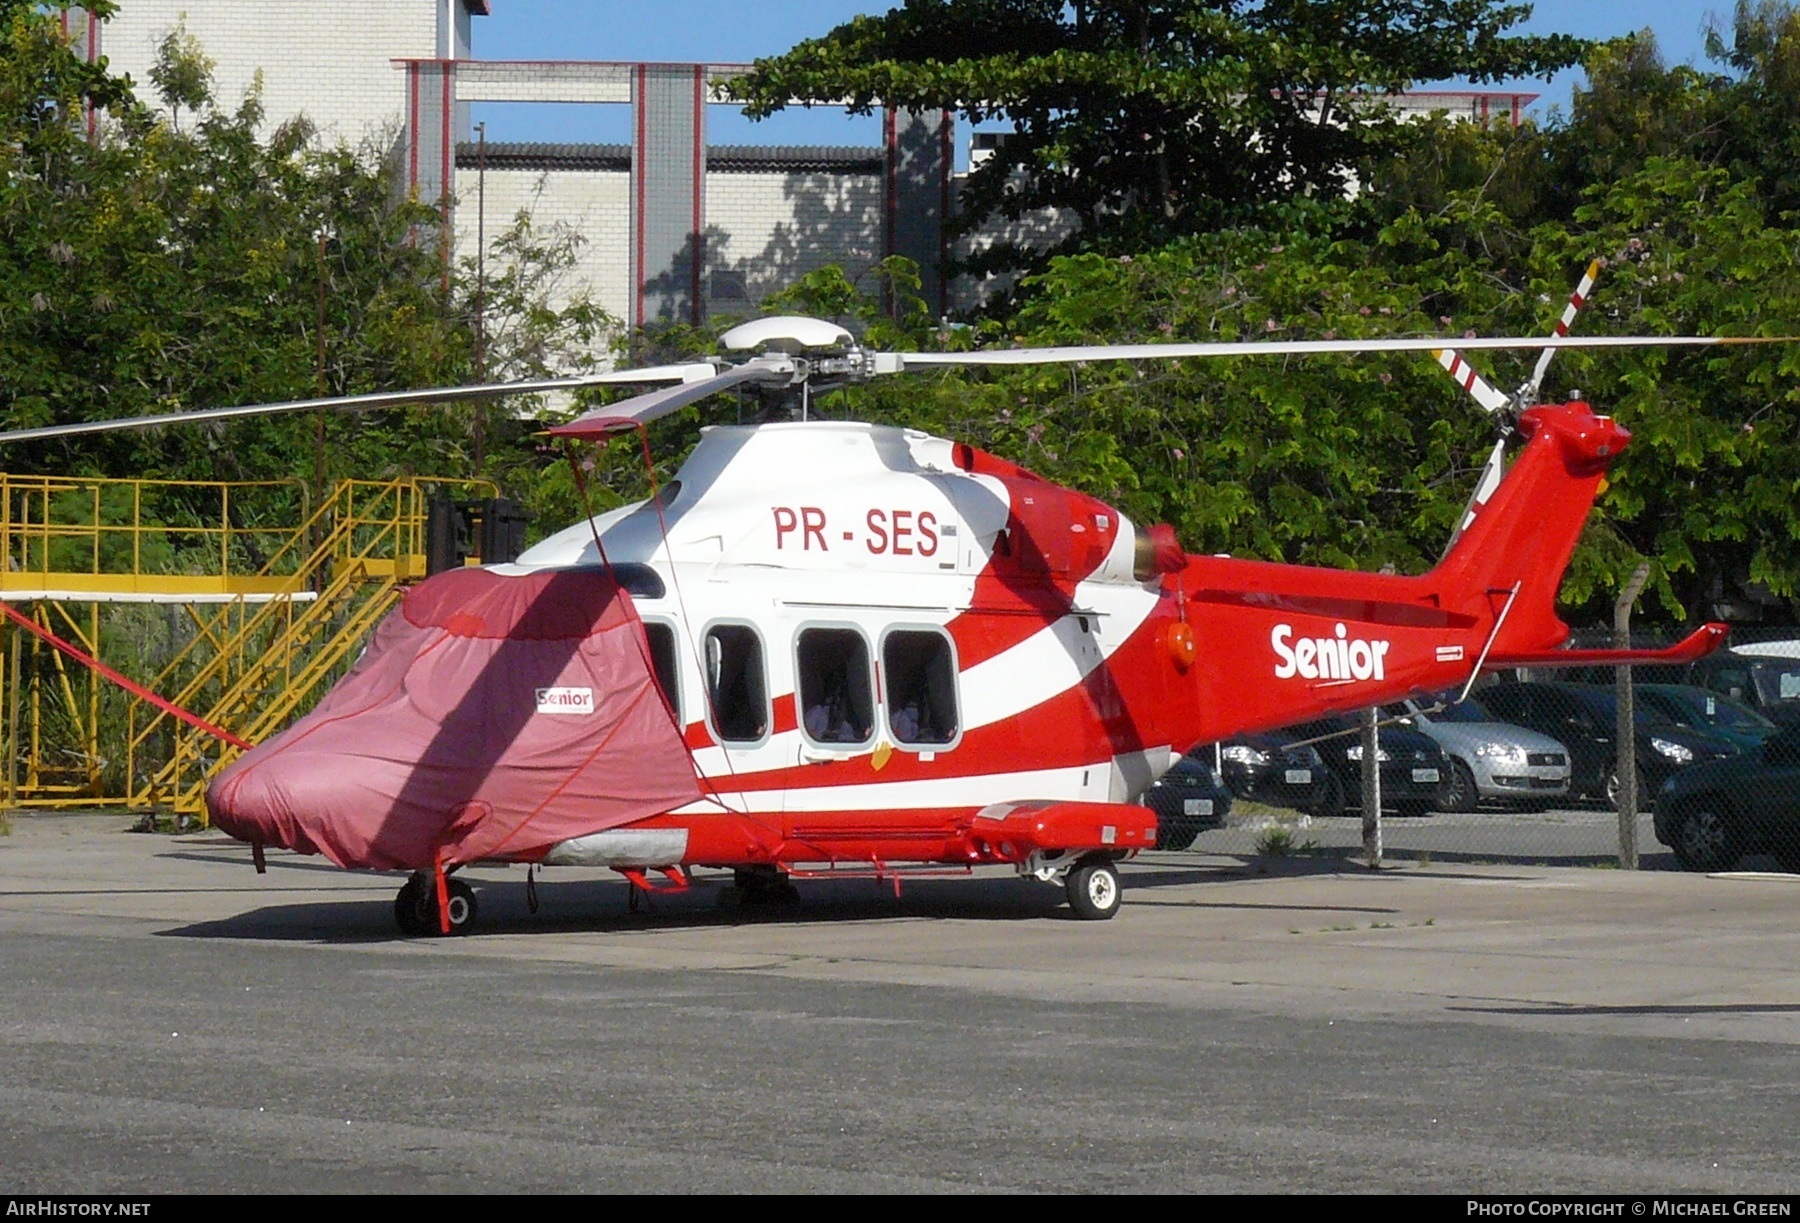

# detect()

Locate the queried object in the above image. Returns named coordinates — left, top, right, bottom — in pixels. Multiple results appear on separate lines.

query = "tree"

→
left=732, top=1, right=1584, bottom=287
left=0, top=9, right=615, bottom=536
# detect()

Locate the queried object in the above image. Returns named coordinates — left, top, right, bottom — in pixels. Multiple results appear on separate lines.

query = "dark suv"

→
left=1655, top=723, right=1800, bottom=872
left=1478, top=681, right=1738, bottom=807
left=1282, top=715, right=1451, bottom=817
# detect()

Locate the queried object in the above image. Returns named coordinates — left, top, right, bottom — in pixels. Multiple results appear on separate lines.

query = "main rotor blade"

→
left=549, top=360, right=794, bottom=438
left=884, top=333, right=1795, bottom=369
left=0, top=364, right=720, bottom=445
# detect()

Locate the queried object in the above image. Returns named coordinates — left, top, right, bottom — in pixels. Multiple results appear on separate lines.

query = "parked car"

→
left=1603, top=640, right=1800, bottom=729
left=1384, top=692, right=1571, bottom=812
left=1282, top=715, right=1451, bottom=817
left=1654, top=723, right=1800, bottom=872
left=1633, top=684, right=1779, bottom=753
left=1688, top=642, right=1800, bottom=728
left=1140, top=754, right=1233, bottom=850
left=1208, top=733, right=1331, bottom=812
left=1477, top=681, right=1739, bottom=808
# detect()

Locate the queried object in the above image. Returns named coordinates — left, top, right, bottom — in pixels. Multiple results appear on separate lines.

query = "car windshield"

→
left=1750, top=661, right=1800, bottom=713
left=1642, top=687, right=1776, bottom=731
left=1412, top=693, right=1495, bottom=724
left=1571, top=688, right=1677, bottom=727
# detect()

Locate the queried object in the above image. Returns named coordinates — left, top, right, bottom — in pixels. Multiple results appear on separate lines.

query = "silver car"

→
left=1386, top=693, right=1572, bottom=812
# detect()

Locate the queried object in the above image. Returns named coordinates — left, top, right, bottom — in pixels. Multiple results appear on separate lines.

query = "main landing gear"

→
left=1063, top=855, right=1122, bottom=921
left=721, top=866, right=802, bottom=911
left=394, top=871, right=477, bottom=937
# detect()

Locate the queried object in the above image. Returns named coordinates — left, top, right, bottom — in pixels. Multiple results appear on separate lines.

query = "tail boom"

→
left=1153, top=401, right=1724, bottom=745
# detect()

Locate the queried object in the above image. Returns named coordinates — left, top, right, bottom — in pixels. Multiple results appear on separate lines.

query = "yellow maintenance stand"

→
left=0, top=474, right=498, bottom=820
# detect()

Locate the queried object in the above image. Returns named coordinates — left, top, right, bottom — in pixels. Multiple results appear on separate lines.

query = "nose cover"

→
left=207, top=566, right=701, bottom=871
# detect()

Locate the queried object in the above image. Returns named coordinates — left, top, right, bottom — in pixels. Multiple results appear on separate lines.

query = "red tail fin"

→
left=1429, top=401, right=1624, bottom=659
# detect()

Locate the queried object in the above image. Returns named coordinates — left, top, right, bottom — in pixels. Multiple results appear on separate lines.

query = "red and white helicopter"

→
left=0, top=265, right=1755, bottom=932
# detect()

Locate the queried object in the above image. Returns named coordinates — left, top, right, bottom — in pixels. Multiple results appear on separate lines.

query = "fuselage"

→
left=512, top=420, right=1193, bottom=868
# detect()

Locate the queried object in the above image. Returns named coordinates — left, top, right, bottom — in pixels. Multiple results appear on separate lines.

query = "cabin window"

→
left=796, top=627, right=875, bottom=747
left=644, top=621, right=680, bottom=722
left=883, top=629, right=958, bottom=746
left=705, top=624, right=768, bottom=744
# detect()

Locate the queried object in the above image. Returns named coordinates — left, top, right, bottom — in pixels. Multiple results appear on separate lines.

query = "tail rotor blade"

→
left=1523, top=259, right=1602, bottom=404
left=1432, top=348, right=1511, bottom=415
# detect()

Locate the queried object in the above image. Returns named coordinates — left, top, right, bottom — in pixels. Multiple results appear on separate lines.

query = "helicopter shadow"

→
left=155, top=872, right=1095, bottom=944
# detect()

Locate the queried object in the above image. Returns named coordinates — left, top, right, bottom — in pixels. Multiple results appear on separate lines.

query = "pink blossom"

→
left=1172, top=448, right=1186, bottom=460
left=1463, top=329, right=1476, bottom=339
left=1264, top=318, right=1278, bottom=332
left=1359, top=306, right=1372, bottom=316
left=1379, top=372, right=1393, bottom=385
left=1439, top=316, right=1452, bottom=326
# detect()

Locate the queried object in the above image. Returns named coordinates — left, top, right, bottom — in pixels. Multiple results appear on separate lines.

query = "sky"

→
left=465, top=2, right=1738, bottom=160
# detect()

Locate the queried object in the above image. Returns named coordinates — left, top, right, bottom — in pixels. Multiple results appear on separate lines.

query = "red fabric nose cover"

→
left=206, top=567, right=701, bottom=871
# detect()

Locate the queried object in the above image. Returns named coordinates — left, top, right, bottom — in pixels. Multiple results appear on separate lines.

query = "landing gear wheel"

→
left=393, top=872, right=477, bottom=936
left=1065, top=857, right=1121, bottom=921
left=730, top=867, right=801, bottom=909
left=1672, top=804, right=1740, bottom=873
left=393, top=874, right=429, bottom=936
left=1439, top=760, right=1479, bottom=814
left=441, top=878, right=477, bottom=935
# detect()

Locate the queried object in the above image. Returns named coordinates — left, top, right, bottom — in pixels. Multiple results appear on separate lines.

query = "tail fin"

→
left=1429, top=401, right=1625, bottom=658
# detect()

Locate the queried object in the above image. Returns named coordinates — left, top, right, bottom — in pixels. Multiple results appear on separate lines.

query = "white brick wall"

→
left=452, top=165, right=885, bottom=330
left=97, top=1, right=445, bottom=147
left=453, top=166, right=632, bottom=325
left=703, top=170, right=883, bottom=312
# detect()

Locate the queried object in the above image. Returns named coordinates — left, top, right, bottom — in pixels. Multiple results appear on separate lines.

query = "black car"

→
left=1140, top=754, right=1233, bottom=850
left=1207, top=733, right=1331, bottom=812
left=1634, top=684, right=1779, bottom=754
left=1282, top=715, right=1451, bottom=817
left=1584, top=644, right=1800, bottom=729
left=1654, top=723, right=1800, bottom=872
left=1478, top=681, right=1739, bottom=807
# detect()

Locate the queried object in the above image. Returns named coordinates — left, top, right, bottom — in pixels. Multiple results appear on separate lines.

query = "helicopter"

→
left=0, top=266, right=1758, bottom=934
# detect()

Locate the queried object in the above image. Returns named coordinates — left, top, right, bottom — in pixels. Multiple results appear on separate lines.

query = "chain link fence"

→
left=1145, top=632, right=1800, bottom=872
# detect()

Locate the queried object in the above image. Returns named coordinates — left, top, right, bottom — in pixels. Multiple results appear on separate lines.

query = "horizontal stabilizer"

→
left=1485, top=623, right=1729, bottom=670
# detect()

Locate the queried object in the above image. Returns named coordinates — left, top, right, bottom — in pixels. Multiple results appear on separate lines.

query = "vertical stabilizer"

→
left=1429, top=401, right=1627, bottom=658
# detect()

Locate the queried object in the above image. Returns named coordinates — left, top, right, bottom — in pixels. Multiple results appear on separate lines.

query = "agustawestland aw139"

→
left=0, top=265, right=1762, bottom=932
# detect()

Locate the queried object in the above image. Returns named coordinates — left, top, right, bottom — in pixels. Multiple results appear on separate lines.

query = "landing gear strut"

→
left=394, top=871, right=478, bottom=936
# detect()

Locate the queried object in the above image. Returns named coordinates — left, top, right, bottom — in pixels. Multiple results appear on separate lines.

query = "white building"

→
left=71, top=4, right=1534, bottom=328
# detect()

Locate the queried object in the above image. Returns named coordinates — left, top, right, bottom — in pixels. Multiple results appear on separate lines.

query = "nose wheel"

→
left=1064, top=856, right=1121, bottom=920
left=394, top=872, right=478, bottom=936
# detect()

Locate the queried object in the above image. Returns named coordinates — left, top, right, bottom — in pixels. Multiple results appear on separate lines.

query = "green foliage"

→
left=733, top=1, right=1585, bottom=286
left=0, top=10, right=610, bottom=539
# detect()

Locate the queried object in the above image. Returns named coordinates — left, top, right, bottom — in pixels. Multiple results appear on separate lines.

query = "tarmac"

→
left=1, top=811, right=1797, bottom=1193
